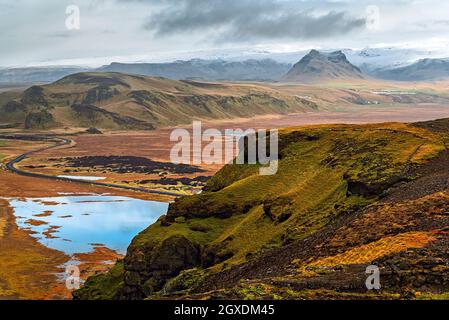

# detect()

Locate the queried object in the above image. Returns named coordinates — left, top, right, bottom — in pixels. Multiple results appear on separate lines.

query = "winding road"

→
left=2, top=134, right=182, bottom=198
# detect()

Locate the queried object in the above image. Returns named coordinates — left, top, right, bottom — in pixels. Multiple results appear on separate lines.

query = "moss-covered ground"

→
left=75, top=121, right=449, bottom=300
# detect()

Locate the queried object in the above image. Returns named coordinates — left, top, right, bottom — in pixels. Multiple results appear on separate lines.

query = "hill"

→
left=0, top=72, right=317, bottom=130
left=75, top=119, right=449, bottom=300
left=282, top=50, right=364, bottom=83
left=98, top=59, right=291, bottom=81
left=372, top=58, right=449, bottom=81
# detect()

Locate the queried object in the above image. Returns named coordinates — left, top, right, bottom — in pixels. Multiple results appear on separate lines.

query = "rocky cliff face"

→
left=24, top=110, right=55, bottom=129
left=121, top=235, right=201, bottom=299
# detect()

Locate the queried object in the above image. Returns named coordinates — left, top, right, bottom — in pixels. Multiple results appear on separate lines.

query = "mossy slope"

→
left=74, top=121, right=449, bottom=300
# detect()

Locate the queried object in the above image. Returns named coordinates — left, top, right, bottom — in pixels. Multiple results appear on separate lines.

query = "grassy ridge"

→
left=74, top=121, right=448, bottom=300
left=0, top=72, right=317, bottom=130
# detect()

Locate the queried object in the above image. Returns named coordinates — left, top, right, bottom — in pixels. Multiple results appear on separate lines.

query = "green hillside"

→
left=74, top=120, right=449, bottom=300
left=0, top=72, right=317, bottom=130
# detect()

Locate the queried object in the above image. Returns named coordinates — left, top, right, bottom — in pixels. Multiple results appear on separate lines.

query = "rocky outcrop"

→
left=345, top=176, right=403, bottom=197
left=21, top=86, right=48, bottom=107
left=24, top=110, right=55, bottom=129
left=121, top=235, right=201, bottom=299
left=2, top=101, right=26, bottom=113
left=70, top=103, right=154, bottom=130
left=263, top=197, right=293, bottom=223
left=85, top=127, right=103, bottom=134
left=83, top=85, right=120, bottom=104
left=377, top=247, right=449, bottom=293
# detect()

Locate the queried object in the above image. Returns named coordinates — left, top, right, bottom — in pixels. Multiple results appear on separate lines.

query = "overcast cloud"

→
left=145, top=0, right=365, bottom=41
left=1, top=0, right=449, bottom=67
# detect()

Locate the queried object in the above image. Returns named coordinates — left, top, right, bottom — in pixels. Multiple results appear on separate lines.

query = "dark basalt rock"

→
left=201, top=243, right=235, bottom=268
left=128, top=90, right=173, bottom=107
left=263, top=197, right=293, bottom=223
left=166, top=195, right=256, bottom=221
left=345, top=176, right=402, bottom=197
left=3, top=100, right=26, bottom=113
left=374, top=241, right=449, bottom=292
left=71, top=103, right=155, bottom=130
left=24, top=110, right=55, bottom=129
left=122, top=235, right=201, bottom=299
left=85, top=127, right=103, bottom=134
left=83, top=85, right=120, bottom=104
left=21, top=85, right=48, bottom=107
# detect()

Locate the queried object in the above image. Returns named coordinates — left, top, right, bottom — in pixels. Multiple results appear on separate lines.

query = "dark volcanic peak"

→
left=282, top=49, right=364, bottom=83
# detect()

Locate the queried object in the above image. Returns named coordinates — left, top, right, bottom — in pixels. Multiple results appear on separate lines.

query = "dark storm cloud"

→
left=143, top=0, right=366, bottom=42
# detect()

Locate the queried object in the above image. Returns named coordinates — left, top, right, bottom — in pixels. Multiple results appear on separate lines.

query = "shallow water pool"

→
left=6, top=195, right=169, bottom=255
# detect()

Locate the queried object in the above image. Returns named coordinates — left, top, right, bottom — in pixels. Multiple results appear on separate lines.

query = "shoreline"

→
left=0, top=199, right=70, bottom=299
left=0, top=195, right=133, bottom=300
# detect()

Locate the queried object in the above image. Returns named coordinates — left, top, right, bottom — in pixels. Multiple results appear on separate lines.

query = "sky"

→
left=2, top=0, right=449, bottom=67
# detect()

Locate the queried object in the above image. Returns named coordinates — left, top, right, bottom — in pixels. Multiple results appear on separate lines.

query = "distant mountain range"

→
left=0, top=66, right=89, bottom=84
left=0, top=59, right=291, bottom=85
left=98, top=59, right=291, bottom=81
left=282, top=50, right=364, bottom=82
left=1, top=48, right=449, bottom=84
left=370, top=58, right=449, bottom=81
